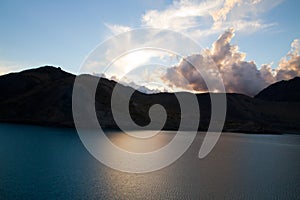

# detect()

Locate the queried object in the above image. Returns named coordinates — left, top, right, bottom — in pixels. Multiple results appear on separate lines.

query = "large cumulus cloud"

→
left=162, top=29, right=300, bottom=96
left=276, top=39, right=300, bottom=80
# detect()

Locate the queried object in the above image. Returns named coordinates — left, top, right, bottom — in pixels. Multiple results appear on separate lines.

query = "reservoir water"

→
left=0, top=123, right=299, bottom=199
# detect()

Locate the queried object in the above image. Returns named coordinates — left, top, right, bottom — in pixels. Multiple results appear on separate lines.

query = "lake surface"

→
left=0, top=123, right=299, bottom=199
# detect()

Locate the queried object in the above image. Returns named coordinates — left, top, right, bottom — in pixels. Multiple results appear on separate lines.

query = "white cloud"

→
left=162, top=29, right=300, bottom=96
left=212, top=19, right=276, bottom=34
left=105, top=0, right=281, bottom=39
left=276, top=39, right=300, bottom=80
left=138, top=0, right=282, bottom=39
left=210, top=0, right=241, bottom=23
left=259, top=63, right=276, bottom=84
left=105, top=23, right=131, bottom=35
left=107, top=73, right=169, bottom=94
left=162, top=28, right=269, bottom=95
left=112, top=50, right=159, bottom=74
left=99, top=0, right=299, bottom=96
left=141, top=0, right=221, bottom=32
left=101, top=0, right=283, bottom=80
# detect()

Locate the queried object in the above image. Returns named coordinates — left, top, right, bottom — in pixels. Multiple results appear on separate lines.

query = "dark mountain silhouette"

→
left=0, top=66, right=75, bottom=127
left=0, top=66, right=299, bottom=134
left=255, top=77, right=300, bottom=102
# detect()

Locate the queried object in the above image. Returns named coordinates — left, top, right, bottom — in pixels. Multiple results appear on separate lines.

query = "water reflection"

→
left=106, top=130, right=174, bottom=153
left=0, top=124, right=299, bottom=199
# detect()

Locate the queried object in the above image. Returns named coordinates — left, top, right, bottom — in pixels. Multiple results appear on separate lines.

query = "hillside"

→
left=255, top=77, right=300, bottom=102
left=0, top=66, right=299, bottom=134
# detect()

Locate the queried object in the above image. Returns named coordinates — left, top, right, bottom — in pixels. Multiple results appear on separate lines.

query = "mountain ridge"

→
left=255, top=77, right=300, bottom=102
left=0, top=66, right=299, bottom=134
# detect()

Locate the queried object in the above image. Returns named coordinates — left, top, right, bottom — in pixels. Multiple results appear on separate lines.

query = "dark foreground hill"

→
left=0, top=66, right=299, bottom=134
left=255, top=77, right=300, bottom=102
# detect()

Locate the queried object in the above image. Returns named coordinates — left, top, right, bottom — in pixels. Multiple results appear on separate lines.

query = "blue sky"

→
left=0, top=0, right=299, bottom=76
left=0, top=0, right=169, bottom=73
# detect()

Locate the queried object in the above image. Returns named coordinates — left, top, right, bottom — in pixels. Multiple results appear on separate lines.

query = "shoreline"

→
left=1, top=121, right=297, bottom=135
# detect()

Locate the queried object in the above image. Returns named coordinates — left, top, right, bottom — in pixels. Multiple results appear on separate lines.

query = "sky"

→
left=0, top=0, right=299, bottom=95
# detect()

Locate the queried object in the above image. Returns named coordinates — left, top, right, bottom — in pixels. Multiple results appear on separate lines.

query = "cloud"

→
left=107, top=74, right=167, bottom=94
left=141, top=0, right=219, bottom=32
left=276, top=39, right=300, bottom=80
left=100, top=0, right=298, bottom=96
left=112, top=50, right=159, bottom=74
left=162, top=29, right=300, bottom=96
left=101, top=0, right=283, bottom=76
left=210, top=0, right=241, bottom=23
left=99, top=0, right=283, bottom=90
left=259, top=63, right=276, bottom=84
left=106, top=0, right=281, bottom=38
left=125, top=82, right=166, bottom=94
left=140, top=0, right=280, bottom=39
left=105, top=24, right=131, bottom=35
